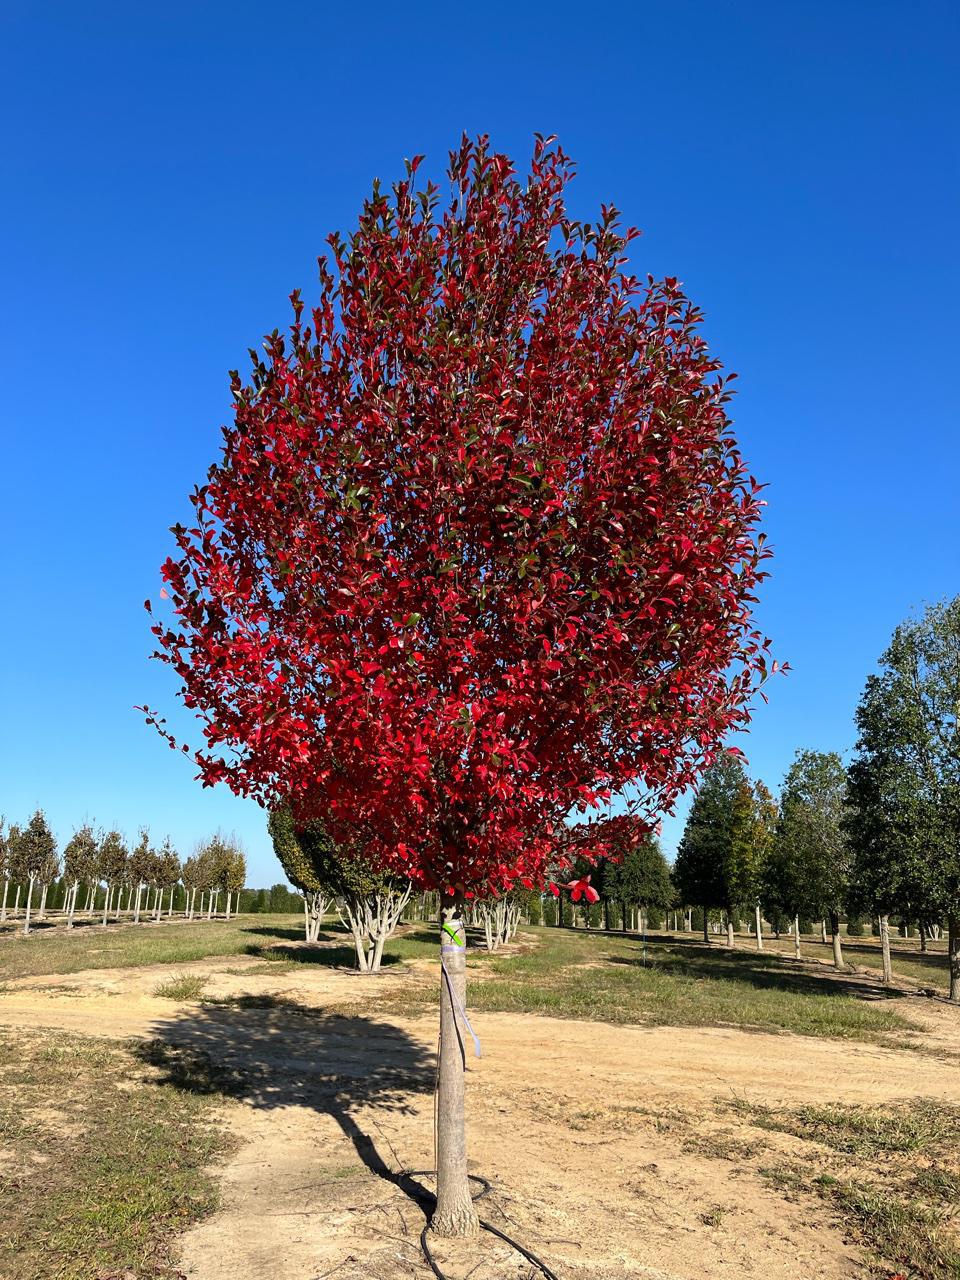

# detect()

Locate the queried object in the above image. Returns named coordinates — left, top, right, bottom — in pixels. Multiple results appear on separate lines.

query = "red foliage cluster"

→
left=143, top=136, right=771, bottom=897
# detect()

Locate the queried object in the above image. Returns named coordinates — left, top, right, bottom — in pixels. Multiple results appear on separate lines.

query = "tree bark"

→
left=38, top=883, right=48, bottom=919
left=754, top=903, right=763, bottom=951
left=948, top=914, right=960, bottom=1004
left=725, top=914, right=734, bottom=949
left=23, top=875, right=36, bottom=935
left=67, top=879, right=78, bottom=929
left=793, top=915, right=801, bottom=960
left=702, top=907, right=710, bottom=944
left=919, top=923, right=927, bottom=952
left=830, top=911, right=845, bottom=969
left=820, top=919, right=828, bottom=944
left=432, top=901, right=479, bottom=1237
left=102, top=884, right=111, bottom=928
left=0, top=878, right=7, bottom=923
left=879, top=914, right=892, bottom=984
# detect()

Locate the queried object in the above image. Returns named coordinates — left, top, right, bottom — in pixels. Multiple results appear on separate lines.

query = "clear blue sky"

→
left=1, top=2, right=957, bottom=884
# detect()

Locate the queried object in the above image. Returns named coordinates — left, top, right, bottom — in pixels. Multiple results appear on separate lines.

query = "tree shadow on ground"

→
left=834, top=941, right=949, bottom=976
left=136, top=997, right=438, bottom=1209
left=241, top=923, right=341, bottom=942
left=243, top=941, right=403, bottom=969
left=607, top=943, right=908, bottom=1002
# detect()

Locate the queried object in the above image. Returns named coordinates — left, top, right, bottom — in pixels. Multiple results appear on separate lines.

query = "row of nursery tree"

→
left=672, top=598, right=960, bottom=1000
left=0, top=817, right=261, bottom=934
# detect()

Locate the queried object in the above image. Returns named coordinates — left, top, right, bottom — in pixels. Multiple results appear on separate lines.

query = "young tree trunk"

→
left=948, top=914, right=960, bottom=1004
left=754, top=903, right=764, bottom=951
left=919, top=923, right=927, bottom=952
left=14, top=884, right=21, bottom=916
left=793, top=915, right=801, bottom=960
left=432, top=901, right=479, bottom=1237
left=38, top=883, right=49, bottom=919
left=85, top=883, right=94, bottom=914
left=23, top=875, right=36, bottom=935
left=830, top=912, right=845, bottom=969
left=685, top=908, right=692, bottom=932
left=725, top=914, right=735, bottom=949
left=133, top=883, right=143, bottom=925
left=67, top=880, right=79, bottom=929
left=879, top=914, right=892, bottom=984
left=820, top=919, right=828, bottom=943
left=224, top=891, right=232, bottom=921
left=0, top=877, right=8, bottom=923
left=102, top=884, right=111, bottom=927
left=702, top=907, right=710, bottom=944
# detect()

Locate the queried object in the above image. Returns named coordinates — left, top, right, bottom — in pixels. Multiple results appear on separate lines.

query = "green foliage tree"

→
left=97, top=831, right=128, bottom=926
left=767, top=750, right=849, bottom=968
left=128, top=831, right=155, bottom=923
left=10, top=810, right=56, bottom=936
left=673, top=753, right=753, bottom=944
left=154, top=839, right=182, bottom=920
left=63, top=825, right=98, bottom=928
left=268, top=808, right=411, bottom=968
left=0, top=820, right=8, bottom=923
left=847, top=600, right=960, bottom=999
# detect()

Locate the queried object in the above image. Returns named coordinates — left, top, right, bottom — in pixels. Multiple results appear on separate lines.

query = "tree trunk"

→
left=67, top=879, right=79, bottom=929
left=725, top=915, right=734, bottom=949
left=702, top=907, right=710, bottom=944
left=830, top=912, right=845, bottom=969
left=603, top=900, right=610, bottom=932
left=948, top=914, right=959, bottom=1004
left=14, top=884, right=21, bottom=916
left=23, top=875, right=36, bottom=935
left=820, top=918, right=828, bottom=944
left=1, top=877, right=8, bottom=923
left=133, top=883, right=143, bottom=925
left=919, top=923, right=927, bottom=952
left=38, top=883, right=49, bottom=919
left=102, top=884, right=111, bottom=927
left=793, top=915, right=801, bottom=960
left=685, top=908, right=692, bottom=932
left=225, top=891, right=232, bottom=921
left=879, top=914, right=892, bottom=984
left=432, top=901, right=479, bottom=1237
left=754, top=903, right=763, bottom=951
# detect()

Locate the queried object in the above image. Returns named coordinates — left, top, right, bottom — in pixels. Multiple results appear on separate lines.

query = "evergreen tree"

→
left=673, top=753, right=752, bottom=944
left=846, top=599, right=960, bottom=999
left=768, top=750, right=849, bottom=968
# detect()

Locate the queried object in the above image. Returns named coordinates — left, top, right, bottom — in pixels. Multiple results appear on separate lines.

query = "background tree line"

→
left=671, top=596, right=960, bottom=1000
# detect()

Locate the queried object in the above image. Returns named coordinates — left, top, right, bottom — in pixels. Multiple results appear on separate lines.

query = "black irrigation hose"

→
left=402, top=1170, right=561, bottom=1280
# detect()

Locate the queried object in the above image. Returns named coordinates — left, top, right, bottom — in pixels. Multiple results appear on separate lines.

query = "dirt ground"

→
left=2, top=950, right=959, bottom=1280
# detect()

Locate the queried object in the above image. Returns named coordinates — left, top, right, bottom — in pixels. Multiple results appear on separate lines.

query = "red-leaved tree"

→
left=144, top=135, right=771, bottom=1237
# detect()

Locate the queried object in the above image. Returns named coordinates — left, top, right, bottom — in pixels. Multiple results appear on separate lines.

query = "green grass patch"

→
left=381, top=928, right=921, bottom=1043
left=0, top=1028, right=235, bottom=1279
left=0, top=916, right=442, bottom=982
left=153, top=972, right=208, bottom=1001
left=726, top=1097, right=960, bottom=1278
left=760, top=933, right=950, bottom=992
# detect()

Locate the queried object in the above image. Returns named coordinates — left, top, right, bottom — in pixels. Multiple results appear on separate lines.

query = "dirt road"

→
left=2, top=954, right=958, bottom=1279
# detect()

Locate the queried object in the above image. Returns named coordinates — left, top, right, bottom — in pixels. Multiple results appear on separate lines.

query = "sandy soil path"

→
left=2, top=956, right=958, bottom=1279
